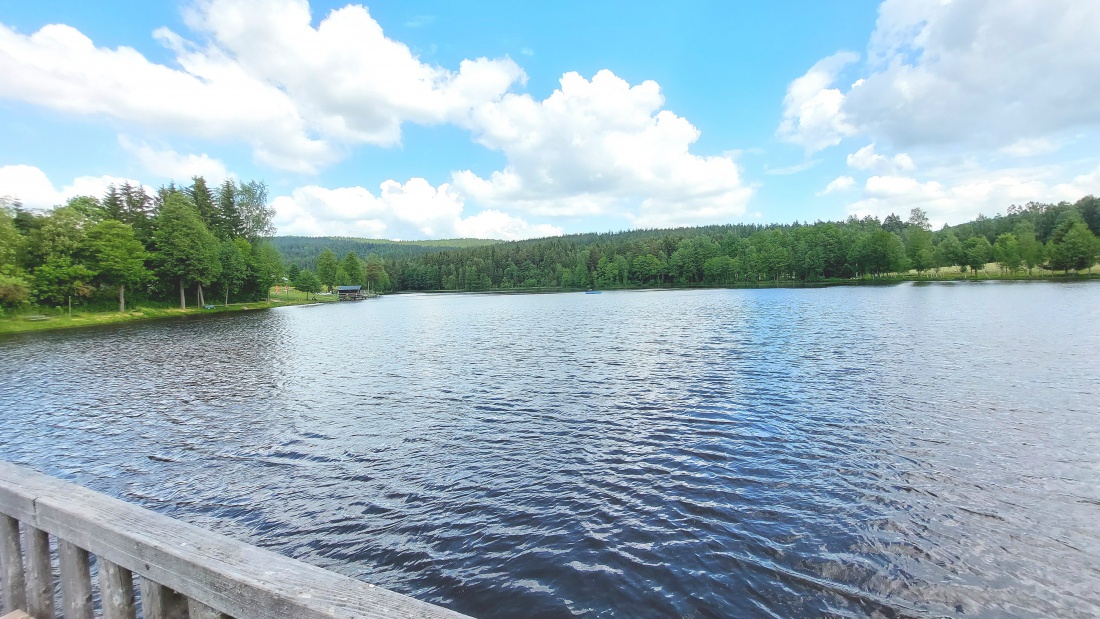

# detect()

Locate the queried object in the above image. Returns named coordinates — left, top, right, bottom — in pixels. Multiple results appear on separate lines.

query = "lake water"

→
left=1, top=282, right=1098, bottom=618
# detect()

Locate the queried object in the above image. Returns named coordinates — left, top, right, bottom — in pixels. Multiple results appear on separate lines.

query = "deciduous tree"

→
left=364, top=253, right=389, bottom=291
left=964, top=236, right=993, bottom=275
left=907, top=226, right=934, bottom=277
left=1013, top=222, right=1045, bottom=275
left=294, top=270, right=322, bottom=295
left=0, top=205, right=29, bottom=308
left=992, top=233, right=1022, bottom=274
left=934, top=230, right=964, bottom=271
left=154, top=192, right=221, bottom=309
left=86, top=220, right=150, bottom=312
left=216, top=239, right=248, bottom=306
left=1049, top=222, right=1099, bottom=273
left=341, top=251, right=364, bottom=285
left=237, top=180, right=275, bottom=241
left=316, top=248, right=338, bottom=291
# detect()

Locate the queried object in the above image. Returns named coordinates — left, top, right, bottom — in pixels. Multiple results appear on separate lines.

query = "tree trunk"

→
left=179, top=279, right=186, bottom=310
left=119, top=285, right=125, bottom=313
left=225, top=287, right=230, bottom=307
left=197, top=283, right=205, bottom=307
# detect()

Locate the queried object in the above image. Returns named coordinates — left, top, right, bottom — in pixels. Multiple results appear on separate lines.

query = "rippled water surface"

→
left=2, top=282, right=1099, bottom=617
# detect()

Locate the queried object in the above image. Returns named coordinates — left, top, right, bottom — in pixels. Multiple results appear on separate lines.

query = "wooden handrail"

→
left=0, top=462, right=468, bottom=619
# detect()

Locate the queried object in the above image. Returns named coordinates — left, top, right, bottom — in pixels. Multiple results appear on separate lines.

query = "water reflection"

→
left=1, top=283, right=1099, bottom=617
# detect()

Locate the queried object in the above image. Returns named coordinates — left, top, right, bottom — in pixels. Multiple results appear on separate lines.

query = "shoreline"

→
left=4, top=274, right=1096, bottom=336
left=0, top=297, right=334, bottom=337
left=391, top=271, right=1099, bottom=295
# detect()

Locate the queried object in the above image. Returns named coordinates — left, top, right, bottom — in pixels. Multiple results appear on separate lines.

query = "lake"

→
left=1, top=282, right=1098, bottom=617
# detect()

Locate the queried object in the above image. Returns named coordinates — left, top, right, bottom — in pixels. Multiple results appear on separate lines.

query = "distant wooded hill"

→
left=270, top=236, right=499, bottom=270
left=277, top=196, right=1100, bottom=293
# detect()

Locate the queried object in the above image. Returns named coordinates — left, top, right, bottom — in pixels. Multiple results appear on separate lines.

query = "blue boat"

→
left=585, top=290, right=602, bottom=294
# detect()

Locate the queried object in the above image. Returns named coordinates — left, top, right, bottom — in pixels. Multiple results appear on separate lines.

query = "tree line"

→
left=344, top=196, right=1100, bottom=292
left=7, top=185, right=1099, bottom=314
left=272, top=236, right=497, bottom=270
left=284, top=248, right=392, bottom=295
left=0, top=177, right=282, bottom=314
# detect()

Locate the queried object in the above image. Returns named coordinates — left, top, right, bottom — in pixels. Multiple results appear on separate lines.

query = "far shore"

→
left=3, top=270, right=1097, bottom=337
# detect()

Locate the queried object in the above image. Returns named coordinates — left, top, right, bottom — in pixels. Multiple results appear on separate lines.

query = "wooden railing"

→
left=0, top=462, right=468, bottom=618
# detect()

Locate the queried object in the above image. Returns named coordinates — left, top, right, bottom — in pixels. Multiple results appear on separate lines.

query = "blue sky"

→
left=2, top=0, right=1099, bottom=239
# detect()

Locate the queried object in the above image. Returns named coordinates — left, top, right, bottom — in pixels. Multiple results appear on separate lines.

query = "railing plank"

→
left=21, top=526, right=53, bottom=619
left=0, top=462, right=467, bottom=619
left=140, top=578, right=188, bottom=619
left=188, top=598, right=230, bottom=619
left=0, top=515, right=27, bottom=614
left=99, top=558, right=136, bottom=619
left=58, top=540, right=93, bottom=619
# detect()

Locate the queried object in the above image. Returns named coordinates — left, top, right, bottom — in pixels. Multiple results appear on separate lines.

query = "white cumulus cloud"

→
left=846, top=163, right=1100, bottom=228
left=118, top=136, right=231, bottom=184
left=777, top=52, right=860, bottom=152
left=846, top=143, right=915, bottom=173
left=0, top=2, right=757, bottom=232
left=781, top=0, right=1100, bottom=152
left=818, top=176, right=856, bottom=196
left=0, top=0, right=525, bottom=173
left=452, top=70, right=753, bottom=228
left=0, top=165, right=147, bottom=211
left=272, top=178, right=561, bottom=240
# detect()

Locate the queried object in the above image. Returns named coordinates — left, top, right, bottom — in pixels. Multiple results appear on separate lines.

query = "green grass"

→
left=0, top=287, right=336, bottom=336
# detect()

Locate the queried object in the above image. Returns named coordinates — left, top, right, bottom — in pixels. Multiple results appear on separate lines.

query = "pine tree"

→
left=187, top=176, right=219, bottom=234
left=215, top=179, right=241, bottom=239
left=101, top=185, right=124, bottom=221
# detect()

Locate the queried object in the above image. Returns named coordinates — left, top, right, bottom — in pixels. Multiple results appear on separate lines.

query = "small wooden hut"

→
left=336, top=285, right=364, bottom=300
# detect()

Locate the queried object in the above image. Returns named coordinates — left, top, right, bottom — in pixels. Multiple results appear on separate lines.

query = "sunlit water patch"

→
left=2, top=282, right=1098, bottom=617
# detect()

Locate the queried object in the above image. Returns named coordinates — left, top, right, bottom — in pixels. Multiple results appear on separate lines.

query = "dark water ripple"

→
left=2, top=282, right=1099, bottom=617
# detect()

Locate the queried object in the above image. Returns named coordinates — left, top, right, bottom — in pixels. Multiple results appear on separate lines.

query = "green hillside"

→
left=282, top=196, right=1100, bottom=292
left=271, top=236, right=499, bottom=269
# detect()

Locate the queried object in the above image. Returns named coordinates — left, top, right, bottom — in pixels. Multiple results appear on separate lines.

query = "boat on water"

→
left=585, top=290, right=602, bottom=294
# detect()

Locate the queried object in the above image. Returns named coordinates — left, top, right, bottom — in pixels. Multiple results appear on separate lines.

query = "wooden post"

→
left=139, top=578, right=188, bottom=619
left=188, top=598, right=229, bottom=619
left=21, top=526, right=53, bottom=619
left=98, top=558, right=136, bottom=619
left=0, top=515, right=26, bottom=613
left=57, top=540, right=93, bottom=619
left=0, top=462, right=469, bottom=619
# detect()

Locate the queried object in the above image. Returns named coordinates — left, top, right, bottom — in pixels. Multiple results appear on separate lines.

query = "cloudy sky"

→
left=2, top=0, right=1099, bottom=239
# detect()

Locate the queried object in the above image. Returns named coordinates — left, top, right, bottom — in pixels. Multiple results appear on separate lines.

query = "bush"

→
left=0, top=271, right=30, bottom=308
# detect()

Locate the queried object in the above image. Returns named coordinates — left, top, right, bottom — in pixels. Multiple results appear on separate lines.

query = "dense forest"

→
left=272, top=236, right=498, bottom=270
left=4, top=180, right=1100, bottom=316
left=335, top=196, right=1100, bottom=292
left=0, top=177, right=286, bottom=313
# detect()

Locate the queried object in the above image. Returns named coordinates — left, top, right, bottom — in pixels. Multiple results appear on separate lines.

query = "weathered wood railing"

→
left=0, top=462, right=468, bottom=618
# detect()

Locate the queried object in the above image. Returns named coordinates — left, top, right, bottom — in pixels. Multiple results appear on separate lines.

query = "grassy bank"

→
left=6, top=270, right=1096, bottom=335
left=0, top=289, right=336, bottom=336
